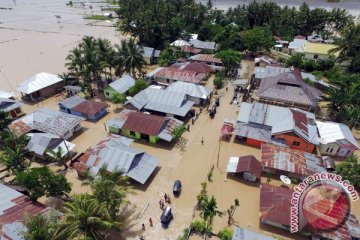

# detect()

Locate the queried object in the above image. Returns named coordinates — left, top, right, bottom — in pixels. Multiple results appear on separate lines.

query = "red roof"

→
left=290, top=109, right=309, bottom=137
left=0, top=185, right=49, bottom=239
left=155, top=67, right=206, bottom=84
left=181, top=62, right=211, bottom=74
left=71, top=100, right=107, bottom=115
left=221, top=124, right=233, bottom=137
left=260, top=184, right=293, bottom=226
left=261, top=144, right=325, bottom=178
left=237, top=155, right=262, bottom=179
left=181, top=45, right=201, bottom=54
left=122, top=112, right=166, bottom=136
left=191, top=54, right=222, bottom=64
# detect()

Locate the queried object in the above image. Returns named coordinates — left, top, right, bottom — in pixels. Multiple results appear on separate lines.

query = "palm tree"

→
left=58, top=72, right=69, bottom=85
left=97, top=38, right=115, bottom=79
left=116, top=38, right=145, bottom=77
left=0, top=111, right=12, bottom=131
left=65, top=47, right=83, bottom=77
left=53, top=194, right=121, bottom=240
left=23, top=213, right=56, bottom=240
left=82, top=166, right=133, bottom=219
left=200, top=195, right=223, bottom=226
left=46, top=146, right=69, bottom=171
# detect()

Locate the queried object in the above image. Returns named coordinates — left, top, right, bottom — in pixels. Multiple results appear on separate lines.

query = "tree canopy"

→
left=336, top=156, right=360, bottom=188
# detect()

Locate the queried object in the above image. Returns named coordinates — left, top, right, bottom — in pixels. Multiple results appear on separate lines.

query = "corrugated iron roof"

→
left=172, top=62, right=211, bottom=74
left=261, top=144, right=326, bottom=177
left=108, top=75, right=135, bottom=94
left=59, top=95, right=86, bottom=109
left=137, top=45, right=154, bottom=58
left=8, top=108, right=84, bottom=139
left=16, top=72, right=62, bottom=94
left=0, top=98, right=23, bottom=113
left=170, top=39, right=191, bottom=47
left=76, top=135, right=158, bottom=184
left=107, top=109, right=135, bottom=129
left=189, top=54, right=222, bottom=64
left=0, top=90, right=15, bottom=99
left=181, top=45, right=201, bottom=54
left=226, top=155, right=262, bottom=179
left=123, top=112, right=167, bottom=136
left=316, top=121, right=359, bottom=149
left=0, top=184, right=50, bottom=240
left=166, top=81, right=212, bottom=99
left=71, top=100, right=107, bottom=116
left=26, top=132, right=75, bottom=156
left=155, top=68, right=206, bottom=84
left=189, top=39, right=216, bottom=50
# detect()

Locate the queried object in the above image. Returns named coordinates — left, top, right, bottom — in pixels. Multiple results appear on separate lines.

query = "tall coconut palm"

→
left=65, top=47, right=83, bottom=77
left=116, top=38, right=145, bottom=77
left=200, top=195, right=223, bottom=226
left=53, top=194, right=121, bottom=240
left=23, top=213, right=56, bottom=240
left=82, top=166, right=133, bottom=219
left=97, top=38, right=115, bottom=79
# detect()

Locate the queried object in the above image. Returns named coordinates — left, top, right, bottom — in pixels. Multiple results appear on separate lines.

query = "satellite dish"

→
left=280, top=175, right=291, bottom=185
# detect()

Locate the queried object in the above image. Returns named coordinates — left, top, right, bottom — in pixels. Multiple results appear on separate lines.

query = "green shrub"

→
left=192, top=220, right=207, bottom=234
left=172, top=125, right=186, bottom=140
left=218, top=228, right=233, bottom=240
left=177, top=228, right=189, bottom=240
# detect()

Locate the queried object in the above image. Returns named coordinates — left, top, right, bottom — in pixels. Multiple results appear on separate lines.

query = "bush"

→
left=218, top=228, right=233, bottom=240
left=302, top=60, right=318, bottom=72
left=111, top=92, right=126, bottom=106
left=128, top=79, right=149, bottom=96
left=172, top=125, right=186, bottom=140
left=192, top=220, right=207, bottom=233
left=177, top=228, right=190, bottom=240
left=213, top=72, right=224, bottom=89
left=286, top=53, right=303, bottom=68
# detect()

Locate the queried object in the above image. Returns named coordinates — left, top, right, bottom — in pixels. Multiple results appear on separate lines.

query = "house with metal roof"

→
left=166, top=81, right=212, bottom=105
left=288, top=39, right=308, bottom=55
left=261, top=144, right=326, bottom=180
left=226, top=155, right=262, bottom=182
left=189, top=39, right=217, bottom=51
left=107, top=109, right=183, bottom=144
left=0, top=184, right=52, bottom=240
left=189, top=54, right=224, bottom=71
left=0, top=97, right=23, bottom=119
left=255, top=70, right=322, bottom=111
left=137, top=45, right=161, bottom=64
left=104, top=75, right=135, bottom=99
left=235, top=102, right=319, bottom=153
left=64, top=85, right=81, bottom=97
left=170, top=39, right=191, bottom=47
left=74, top=135, right=159, bottom=184
left=59, top=96, right=108, bottom=121
left=232, top=226, right=275, bottom=240
left=316, top=121, right=359, bottom=157
left=125, top=87, right=195, bottom=118
left=301, top=42, right=338, bottom=60
left=0, top=90, right=15, bottom=99
left=9, top=108, right=84, bottom=140
left=153, top=67, right=207, bottom=85
left=16, top=73, right=63, bottom=101
left=26, top=132, right=76, bottom=160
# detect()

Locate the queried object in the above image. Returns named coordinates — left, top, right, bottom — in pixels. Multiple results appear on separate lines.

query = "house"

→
left=64, top=85, right=81, bottom=97
left=104, top=75, right=135, bottom=99
left=232, top=226, right=275, bottom=240
left=316, top=121, right=360, bottom=157
left=26, top=132, right=76, bottom=159
left=16, top=72, right=63, bottom=101
left=170, top=39, right=191, bottom=47
left=137, top=45, right=161, bottom=64
left=153, top=66, right=207, bottom=85
left=260, top=184, right=310, bottom=233
left=73, top=135, right=159, bottom=184
left=59, top=96, right=108, bottom=121
left=260, top=184, right=360, bottom=239
left=125, top=87, right=195, bottom=118
left=8, top=108, right=84, bottom=140
left=256, top=70, right=322, bottom=111
left=107, top=109, right=183, bottom=143
left=234, top=102, right=319, bottom=153
left=166, top=81, right=212, bottom=105
left=288, top=39, right=307, bottom=55
left=254, top=55, right=277, bottom=67
left=226, top=155, right=262, bottom=182
left=181, top=45, right=201, bottom=55
left=189, top=39, right=217, bottom=51
left=301, top=42, right=338, bottom=60
left=0, top=97, right=23, bottom=119
left=189, top=54, right=224, bottom=71
left=261, top=144, right=326, bottom=180
left=0, top=184, right=53, bottom=240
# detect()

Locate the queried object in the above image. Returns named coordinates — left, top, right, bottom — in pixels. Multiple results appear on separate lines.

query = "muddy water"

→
left=0, top=0, right=123, bottom=92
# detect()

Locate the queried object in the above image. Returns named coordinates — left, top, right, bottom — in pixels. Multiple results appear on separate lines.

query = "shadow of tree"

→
left=174, top=137, right=188, bottom=152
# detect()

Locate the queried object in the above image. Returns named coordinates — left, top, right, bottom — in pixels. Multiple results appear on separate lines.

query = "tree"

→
left=227, top=198, right=239, bottom=225
left=0, top=111, right=12, bottom=131
left=158, top=48, right=175, bottom=67
left=128, top=79, right=149, bottom=96
left=199, top=195, right=223, bottom=226
left=335, top=156, right=360, bottom=188
left=286, top=53, right=304, bottom=68
left=111, top=92, right=126, bottom=108
left=23, top=213, right=57, bottom=240
left=82, top=166, right=133, bottom=219
left=197, top=182, right=208, bottom=207
left=116, top=38, right=145, bottom=77
left=266, top=172, right=272, bottom=184
left=218, top=228, right=233, bottom=240
left=213, top=72, right=224, bottom=89
left=46, top=146, right=69, bottom=171
left=214, top=50, right=242, bottom=75
left=330, top=24, right=360, bottom=63
left=172, top=125, right=186, bottom=140
left=15, top=167, right=71, bottom=200
left=53, top=194, right=121, bottom=240
left=240, top=27, right=273, bottom=53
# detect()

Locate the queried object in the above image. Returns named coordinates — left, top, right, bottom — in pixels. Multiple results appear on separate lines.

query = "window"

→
left=166, top=79, right=170, bottom=83
left=106, top=92, right=109, bottom=96
left=292, top=141, right=301, bottom=146
left=326, top=147, right=331, bottom=153
left=314, top=54, right=319, bottom=59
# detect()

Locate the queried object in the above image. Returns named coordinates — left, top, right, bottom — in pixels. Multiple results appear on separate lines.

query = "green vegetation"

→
left=213, top=72, right=224, bottom=89
left=15, top=166, right=72, bottom=201
left=84, top=15, right=112, bottom=21
left=172, top=125, right=187, bottom=140
left=23, top=213, right=57, bottom=240
left=336, top=156, right=360, bottom=188
left=218, top=228, right=233, bottom=240
left=128, top=79, right=148, bottom=96
left=111, top=92, right=126, bottom=108
left=101, top=7, right=120, bottom=12
left=192, top=219, right=212, bottom=235
left=46, top=146, right=69, bottom=170
left=226, top=198, right=240, bottom=224
left=214, top=49, right=242, bottom=75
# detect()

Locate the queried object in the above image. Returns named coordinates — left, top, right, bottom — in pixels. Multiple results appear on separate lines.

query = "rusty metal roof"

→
left=155, top=67, right=206, bottom=84
left=71, top=100, right=107, bottom=116
left=261, top=144, right=326, bottom=178
left=189, top=54, right=222, bottom=64
left=123, top=112, right=167, bottom=136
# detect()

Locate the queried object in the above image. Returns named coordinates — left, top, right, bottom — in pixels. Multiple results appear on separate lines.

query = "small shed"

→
left=220, top=119, right=234, bottom=140
left=104, top=75, right=135, bottom=99
left=226, top=155, right=262, bottom=182
left=64, top=85, right=81, bottom=97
